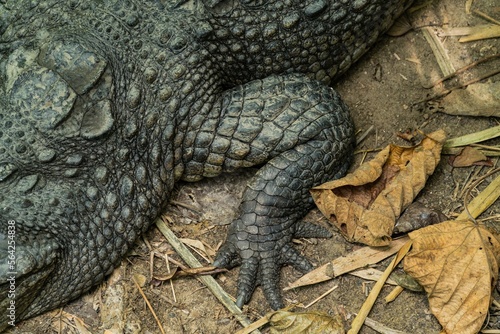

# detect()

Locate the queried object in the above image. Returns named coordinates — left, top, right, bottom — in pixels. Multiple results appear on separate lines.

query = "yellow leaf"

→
left=404, top=221, right=500, bottom=334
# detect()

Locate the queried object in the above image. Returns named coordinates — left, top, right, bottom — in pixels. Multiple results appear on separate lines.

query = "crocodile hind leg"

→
left=177, top=73, right=354, bottom=309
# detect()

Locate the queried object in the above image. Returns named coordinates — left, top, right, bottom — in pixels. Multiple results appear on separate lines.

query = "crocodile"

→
left=0, top=0, right=412, bottom=329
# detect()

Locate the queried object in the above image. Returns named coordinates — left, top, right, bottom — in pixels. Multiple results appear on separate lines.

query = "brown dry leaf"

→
left=404, top=220, right=500, bottom=334
left=180, top=237, right=214, bottom=259
left=448, top=146, right=493, bottom=167
left=285, top=236, right=409, bottom=290
left=179, top=237, right=206, bottom=249
left=311, top=130, right=445, bottom=246
left=268, top=310, right=344, bottom=334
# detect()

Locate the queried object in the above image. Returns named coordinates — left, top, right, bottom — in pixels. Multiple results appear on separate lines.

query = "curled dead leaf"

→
left=404, top=220, right=500, bottom=334
left=311, top=130, right=446, bottom=246
left=269, top=310, right=344, bottom=334
left=448, top=146, right=493, bottom=167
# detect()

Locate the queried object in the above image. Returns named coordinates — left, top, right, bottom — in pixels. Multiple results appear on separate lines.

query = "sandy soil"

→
left=7, top=0, right=500, bottom=333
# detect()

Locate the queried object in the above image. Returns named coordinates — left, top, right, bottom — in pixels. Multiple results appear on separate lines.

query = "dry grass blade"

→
left=303, top=285, right=338, bottom=308
left=422, top=27, right=455, bottom=76
left=384, top=286, right=404, bottom=303
left=235, top=316, right=270, bottom=334
left=444, top=25, right=500, bottom=42
left=444, top=125, right=500, bottom=149
left=471, top=144, right=500, bottom=152
left=459, top=25, right=500, bottom=42
left=443, top=146, right=500, bottom=157
left=472, top=9, right=500, bottom=26
left=458, top=169, right=500, bottom=220
left=235, top=306, right=295, bottom=334
left=414, top=68, right=500, bottom=104
left=465, top=0, right=473, bottom=14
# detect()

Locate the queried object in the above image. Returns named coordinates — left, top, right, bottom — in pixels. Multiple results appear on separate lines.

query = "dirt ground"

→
left=7, top=0, right=500, bottom=333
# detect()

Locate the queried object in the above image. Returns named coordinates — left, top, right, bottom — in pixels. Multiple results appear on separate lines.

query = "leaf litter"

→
left=293, top=125, right=500, bottom=334
left=194, top=123, right=498, bottom=334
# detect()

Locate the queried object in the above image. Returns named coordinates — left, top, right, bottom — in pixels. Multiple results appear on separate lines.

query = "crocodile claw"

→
left=214, top=221, right=331, bottom=310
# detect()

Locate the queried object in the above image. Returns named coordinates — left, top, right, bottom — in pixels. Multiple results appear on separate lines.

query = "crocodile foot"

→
left=214, top=220, right=332, bottom=309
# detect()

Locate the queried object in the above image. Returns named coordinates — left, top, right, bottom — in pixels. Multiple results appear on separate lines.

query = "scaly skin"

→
left=0, top=0, right=412, bottom=329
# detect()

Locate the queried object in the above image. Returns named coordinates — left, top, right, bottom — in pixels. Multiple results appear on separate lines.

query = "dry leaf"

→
left=269, top=310, right=344, bottom=334
left=389, top=272, right=423, bottom=292
left=311, top=130, right=445, bottom=246
left=180, top=238, right=209, bottom=254
left=285, top=237, right=409, bottom=290
left=404, top=220, right=500, bottom=334
left=448, top=146, right=493, bottom=167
